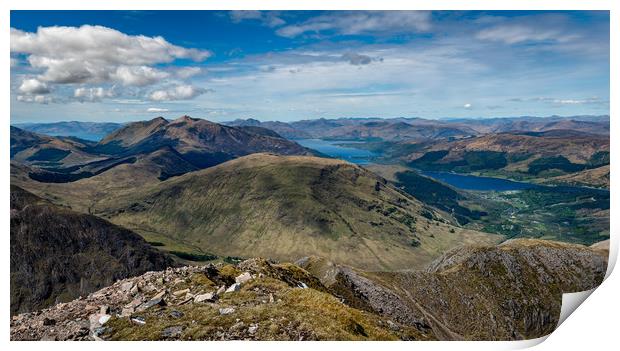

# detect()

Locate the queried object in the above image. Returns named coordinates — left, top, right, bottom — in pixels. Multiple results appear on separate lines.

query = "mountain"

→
left=10, top=238, right=607, bottom=341
left=10, top=126, right=101, bottom=164
left=225, top=115, right=608, bottom=142
left=225, top=119, right=312, bottom=139
left=78, top=153, right=501, bottom=271
left=13, top=121, right=124, bottom=141
left=10, top=185, right=176, bottom=315
left=405, top=130, right=609, bottom=185
left=307, top=120, right=477, bottom=141
left=300, top=238, right=607, bottom=340
left=542, top=164, right=610, bottom=189
left=442, top=115, right=609, bottom=135
left=227, top=117, right=478, bottom=141
left=94, top=115, right=314, bottom=168
left=10, top=116, right=314, bottom=184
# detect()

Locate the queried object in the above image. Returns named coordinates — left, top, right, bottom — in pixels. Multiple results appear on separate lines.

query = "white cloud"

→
left=175, top=67, right=202, bottom=79
left=276, top=11, right=431, bottom=38
left=509, top=97, right=607, bottom=105
left=148, top=85, right=211, bottom=101
left=476, top=25, right=577, bottom=44
left=111, top=66, right=169, bottom=86
left=475, top=15, right=582, bottom=45
left=463, top=103, right=472, bottom=109
left=18, top=78, right=50, bottom=94
left=74, top=86, right=115, bottom=102
left=17, top=94, right=52, bottom=104
left=10, top=25, right=211, bottom=86
left=230, top=10, right=263, bottom=21
left=147, top=107, right=169, bottom=113
left=553, top=98, right=605, bottom=105
left=230, top=11, right=286, bottom=28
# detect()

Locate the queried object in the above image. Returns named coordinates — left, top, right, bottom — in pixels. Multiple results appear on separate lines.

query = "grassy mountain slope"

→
left=542, top=164, right=610, bottom=189
left=82, top=153, right=501, bottom=271
left=10, top=185, right=176, bottom=315
left=300, top=238, right=607, bottom=340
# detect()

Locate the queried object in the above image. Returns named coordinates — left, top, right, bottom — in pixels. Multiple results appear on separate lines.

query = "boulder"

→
left=131, top=316, right=146, bottom=325
left=194, top=292, right=216, bottom=303
left=98, top=314, right=111, bottom=325
left=219, top=307, right=235, bottom=315
left=235, top=272, right=252, bottom=284
left=120, top=307, right=134, bottom=317
left=139, top=297, right=166, bottom=310
left=173, top=288, right=190, bottom=296
left=161, top=325, right=183, bottom=339
left=225, top=283, right=241, bottom=293
left=120, top=281, right=134, bottom=292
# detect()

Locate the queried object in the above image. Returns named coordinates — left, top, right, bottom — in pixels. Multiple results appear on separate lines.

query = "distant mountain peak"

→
left=174, top=115, right=200, bottom=122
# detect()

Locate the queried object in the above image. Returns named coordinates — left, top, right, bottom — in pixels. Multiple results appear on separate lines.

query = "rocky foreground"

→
left=10, top=239, right=608, bottom=341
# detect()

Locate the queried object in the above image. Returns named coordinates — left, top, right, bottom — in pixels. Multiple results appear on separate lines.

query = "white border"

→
left=2, top=1, right=617, bottom=350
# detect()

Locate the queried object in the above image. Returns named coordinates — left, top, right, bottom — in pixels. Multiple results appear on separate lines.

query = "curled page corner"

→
left=557, top=288, right=597, bottom=328
left=503, top=335, right=550, bottom=350
left=604, top=236, right=617, bottom=279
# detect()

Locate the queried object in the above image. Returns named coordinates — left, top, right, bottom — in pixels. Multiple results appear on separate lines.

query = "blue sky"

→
left=10, top=10, right=610, bottom=123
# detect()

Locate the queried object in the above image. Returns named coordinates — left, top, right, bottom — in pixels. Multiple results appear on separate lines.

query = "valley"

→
left=302, top=136, right=609, bottom=246
left=9, top=114, right=610, bottom=341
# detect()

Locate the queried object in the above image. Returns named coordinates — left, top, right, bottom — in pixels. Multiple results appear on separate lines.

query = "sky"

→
left=9, top=10, right=610, bottom=123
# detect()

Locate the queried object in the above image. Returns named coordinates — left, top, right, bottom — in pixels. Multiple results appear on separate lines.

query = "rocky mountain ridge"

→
left=10, top=239, right=607, bottom=341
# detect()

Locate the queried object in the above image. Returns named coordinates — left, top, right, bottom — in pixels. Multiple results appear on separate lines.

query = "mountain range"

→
left=15, top=114, right=608, bottom=143
left=11, top=116, right=314, bottom=183
left=9, top=114, right=610, bottom=341
left=224, top=115, right=609, bottom=141
left=13, top=121, right=123, bottom=141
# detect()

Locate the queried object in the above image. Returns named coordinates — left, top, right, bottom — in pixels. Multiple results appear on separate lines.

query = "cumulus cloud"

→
left=10, top=25, right=211, bottom=86
left=276, top=11, right=431, bottom=38
left=111, top=66, right=169, bottom=86
left=18, top=78, right=50, bottom=94
left=463, top=103, right=472, bottom=109
left=148, top=85, right=211, bottom=101
left=147, top=107, right=170, bottom=113
left=74, top=86, right=115, bottom=102
left=230, top=10, right=286, bottom=28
